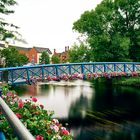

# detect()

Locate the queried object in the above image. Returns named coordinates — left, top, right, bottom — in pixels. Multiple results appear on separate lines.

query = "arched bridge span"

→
left=0, top=62, right=140, bottom=85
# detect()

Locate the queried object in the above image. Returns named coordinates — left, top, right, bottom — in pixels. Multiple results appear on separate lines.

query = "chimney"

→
left=54, top=49, right=56, bottom=54
left=65, top=46, right=67, bottom=52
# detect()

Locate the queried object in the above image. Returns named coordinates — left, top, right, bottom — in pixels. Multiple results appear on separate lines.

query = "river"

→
left=12, top=79, right=140, bottom=140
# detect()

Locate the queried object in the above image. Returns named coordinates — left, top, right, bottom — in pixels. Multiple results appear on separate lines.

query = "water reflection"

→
left=20, top=80, right=93, bottom=118
left=13, top=79, right=140, bottom=140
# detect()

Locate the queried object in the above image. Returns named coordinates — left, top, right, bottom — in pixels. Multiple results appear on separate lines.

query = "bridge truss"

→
left=0, top=62, right=140, bottom=85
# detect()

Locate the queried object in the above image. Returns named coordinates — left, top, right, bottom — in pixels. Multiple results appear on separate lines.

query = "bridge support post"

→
left=69, top=65, right=71, bottom=75
left=132, top=64, right=135, bottom=72
left=26, top=68, right=30, bottom=84
left=55, top=66, right=59, bottom=76
left=81, top=64, right=86, bottom=80
left=93, top=64, right=95, bottom=73
left=41, top=66, right=45, bottom=81
left=124, top=64, right=127, bottom=72
left=114, top=64, right=116, bottom=72
left=104, top=64, right=107, bottom=72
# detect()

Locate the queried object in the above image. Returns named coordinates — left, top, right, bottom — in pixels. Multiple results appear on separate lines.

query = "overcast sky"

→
left=6, top=0, right=102, bottom=52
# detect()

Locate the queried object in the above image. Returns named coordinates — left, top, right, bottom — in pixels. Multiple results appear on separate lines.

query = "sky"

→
left=6, top=0, right=102, bottom=52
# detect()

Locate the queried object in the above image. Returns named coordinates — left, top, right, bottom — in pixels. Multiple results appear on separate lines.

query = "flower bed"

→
left=26, top=72, right=140, bottom=84
left=0, top=86, right=72, bottom=140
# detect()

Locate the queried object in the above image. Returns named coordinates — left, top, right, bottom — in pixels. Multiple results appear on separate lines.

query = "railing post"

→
left=81, top=64, right=86, bottom=79
left=93, top=64, right=95, bottom=73
left=114, top=64, right=116, bottom=71
left=124, top=64, right=127, bottom=72
left=132, top=64, right=135, bottom=72
left=55, top=65, right=58, bottom=76
left=41, top=66, right=45, bottom=80
left=0, top=131, right=6, bottom=140
left=69, top=65, right=71, bottom=75
left=26, top=68, right=30, bottom=84
left=104, top=64, right=107, bottom=72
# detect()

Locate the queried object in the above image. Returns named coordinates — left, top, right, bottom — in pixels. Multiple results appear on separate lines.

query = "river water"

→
left=13, top=79, right=140, bottom=140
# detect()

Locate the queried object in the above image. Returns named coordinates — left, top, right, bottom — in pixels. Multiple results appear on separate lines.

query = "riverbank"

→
left=90, top=76, right=140, bottom=88
left=112, top=77, right=140, bottom=87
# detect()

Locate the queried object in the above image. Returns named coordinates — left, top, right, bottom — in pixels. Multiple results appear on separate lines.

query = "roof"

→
left=33, top=47, right=52, bottom=54
left=10, top=45, right=31, bottom=51
left=0, top=42, right=52, bottom=54
left=0, top=42, right=31, bottom=51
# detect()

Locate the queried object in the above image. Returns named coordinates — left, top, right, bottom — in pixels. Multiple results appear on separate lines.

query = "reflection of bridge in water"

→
left=0, top=62, right=140, bottom=85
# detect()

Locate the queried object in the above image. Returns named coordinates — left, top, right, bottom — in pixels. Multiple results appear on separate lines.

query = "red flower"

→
left=18, top=99, right=24, bottom=108
left=32, top=97, right=37, bottom=102
left=15, top=113, right=22, bottom=119
left=35, top=135, right=44, bottom=140
left=60, top=127, right=69, bottom=135
left=40, top=104, right=44, bottom=109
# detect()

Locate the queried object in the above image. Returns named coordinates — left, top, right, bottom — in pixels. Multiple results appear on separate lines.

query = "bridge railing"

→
left=0, top=62, right=140, bottom=85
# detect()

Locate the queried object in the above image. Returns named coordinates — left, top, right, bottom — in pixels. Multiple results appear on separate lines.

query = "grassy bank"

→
left=89, top=76, right=140, bottom=88
left=112, top=76, right=140, bottom=87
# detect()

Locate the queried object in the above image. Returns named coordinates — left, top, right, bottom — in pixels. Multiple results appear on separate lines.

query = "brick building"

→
left=0, top=42, right=52, bottom=64
left=53, top=46, right=69, bottom=63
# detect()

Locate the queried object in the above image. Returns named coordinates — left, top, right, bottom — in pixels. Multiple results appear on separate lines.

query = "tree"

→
left=39, top=51, right=50, bottom=64
left=51, top=55, right=60, bottom=64
left=1, top=47, right=29, bottom=67
left=18, top=54, right=29, bottom=66
left=73, top=0, right=140, bottom=62
left=0, top=0, right=19, bottom=41
left=68, top=43, right=93, bottom=63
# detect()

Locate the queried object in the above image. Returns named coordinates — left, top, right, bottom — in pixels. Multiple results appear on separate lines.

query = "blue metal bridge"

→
left=0, top=62, right=140, bottom=85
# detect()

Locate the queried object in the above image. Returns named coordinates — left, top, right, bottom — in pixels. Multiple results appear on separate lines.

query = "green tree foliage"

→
left=1, top=47, right=29, bottom=67
left=73, top=0, right=140, bottom=62
left=39, top=51, right=50, bottom=64
left=68, top=43, right=93, bottom=63
left=51, top=55, right=60, bottom=64
left=0, top=0, right=19, bottom=41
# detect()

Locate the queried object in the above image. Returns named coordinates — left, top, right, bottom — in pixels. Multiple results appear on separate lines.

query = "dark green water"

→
left=12, top=80, right=140, bottom=140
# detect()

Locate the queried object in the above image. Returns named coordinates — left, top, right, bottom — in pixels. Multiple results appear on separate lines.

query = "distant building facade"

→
left=0, top=42, right=52, bottom=64
left=53, top=46, right=69, bottom=63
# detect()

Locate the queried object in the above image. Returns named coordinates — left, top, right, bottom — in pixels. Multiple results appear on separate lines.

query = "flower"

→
left=35, top=135, right=44, bottom=140
left=60, top=127, right=69, bottom=135
left=50, top=124, right=59, bottom=133
left=15, top=113, right=22, bottom=119
left=52, top=118, right=59, bottom=126
left=40, top=104, right=44, bottom=109
left=18, top=99, right=24, bottom=108
left=32, top=97, right=37, bottom=102
left=6, top=92, right=13, bottom=97
left=1, top=86, right=72, bottom=140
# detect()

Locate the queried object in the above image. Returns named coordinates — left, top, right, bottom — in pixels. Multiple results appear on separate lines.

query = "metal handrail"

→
left=0, top=97, right=35, bottom=140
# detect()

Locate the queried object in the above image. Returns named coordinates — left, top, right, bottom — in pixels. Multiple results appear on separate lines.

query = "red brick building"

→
left=53, top=46, right=69, bottom=63
left=16, top=46, right=52, bottom=64
left=0, top=42, right=52, bottom=64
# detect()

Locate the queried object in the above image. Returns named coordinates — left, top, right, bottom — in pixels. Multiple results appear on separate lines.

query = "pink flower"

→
left=18, top=99, right=24, bottom=108
left=15, top=113, right=22, bottom=119
left=6, top=92, right=13, bottom=97
left=32, top=97, right=37, bottom=102
left=52, top=119, right=59, bottom=126
left=50, top=124, right=59, bottom=133
left=35, top=135, right=44, bottom=140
